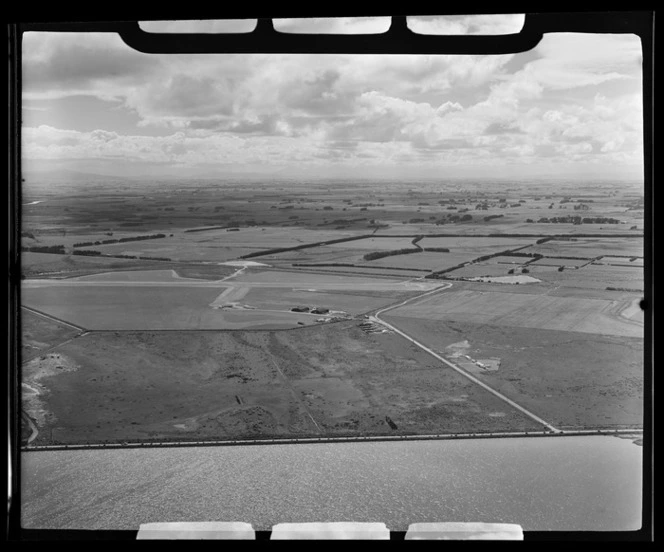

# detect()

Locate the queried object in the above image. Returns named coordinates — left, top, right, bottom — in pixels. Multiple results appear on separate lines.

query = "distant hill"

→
left=21, top=168, right=132, bottom=183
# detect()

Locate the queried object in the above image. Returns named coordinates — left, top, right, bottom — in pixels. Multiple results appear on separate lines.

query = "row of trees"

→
left=21, top=245, right=65, bottom=254
left=71, top=250, right=172, bottom=261
left=292, top=262, right=428, bottom=272
left=241, top=234, right=373, bottom=259
left=504, top=251, right=543, bottom=259
left=526, top=217, right=621, bottom=225
left=363, top=246, right=451, bottom=261
left=363, top=248, right=421, bottom=261
left=73, top=233, right=168, bottom=247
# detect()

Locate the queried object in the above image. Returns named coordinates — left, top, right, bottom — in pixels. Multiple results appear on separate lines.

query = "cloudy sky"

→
left=21, top=15, right=644, bottom=180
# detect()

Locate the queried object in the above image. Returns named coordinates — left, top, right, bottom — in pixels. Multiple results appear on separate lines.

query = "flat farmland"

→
left=269, top=246, right=472, bottom=272
left=418, top=236, right=535, bottom=255
left=239, top=287, right=419, bottom=315
left=488, top=222, right=643, bottom=235
left=265, top=245, right=371, bottom=265
left=88, top=236, right=258, bottom=262
left=529, top=263, right=644, bottom=291
left=22, top=284, right=235, bottom=330
left=519, top=237, right=643, bottom=259
left=325, top=237, right=417, bottom=250
left=20, top=252, right=239, bottom=280
left=388, top=288, right=644, bottom=337
left=448, top=263, right=534, bottom=279
left=490, top=255, right=538, bottom=265
left=181, top=226, right=366, bottom=246
left=78, top=227, right=366, bottom=262
left=285, top=265, right=432, bottom=278
left=21, top=269, right=437, bottom=331
left=21, top=322, right=543, bottom=446
left=361, top=251, right=471, bottom=271
left=20, top=284, right=353, bottom=331
left=21, top=228, right=177, bottom=249
left=529, top=257, right=591, bottom=268
left=596, top=256, right=644, bottom=267
left=21, top=252, right=165, bottom=278
left=383, top=316, right=643, bottom=429
left=72, top=269, right=208, bottom=282
left=229, top=269, right=436, bottom=291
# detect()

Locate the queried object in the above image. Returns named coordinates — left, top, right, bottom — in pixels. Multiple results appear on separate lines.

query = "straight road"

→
left=21, top=305, right=87, bottom=333
left=371, top=283, right=562, bottom=434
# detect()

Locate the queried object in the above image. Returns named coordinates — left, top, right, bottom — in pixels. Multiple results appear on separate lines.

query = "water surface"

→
left=21, top=435, right=642, bottom=532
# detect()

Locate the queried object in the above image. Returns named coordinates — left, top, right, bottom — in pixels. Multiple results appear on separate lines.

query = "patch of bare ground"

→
left=22, top=352, right=81, bottom=432
left=20, top=309, right=82, bottom=360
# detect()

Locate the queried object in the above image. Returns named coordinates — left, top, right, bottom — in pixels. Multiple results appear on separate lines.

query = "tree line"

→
left=526, top=216, right=621, bottom=225
left=73, top=233, right=167, bottom=247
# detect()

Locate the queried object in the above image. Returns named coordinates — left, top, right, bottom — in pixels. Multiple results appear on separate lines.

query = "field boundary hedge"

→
left=239, top=234, right=374, bottom=259
left=292, top=263, right=429, bottom=272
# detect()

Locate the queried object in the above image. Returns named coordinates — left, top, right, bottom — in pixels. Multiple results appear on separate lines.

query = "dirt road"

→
left=372, top=284, right=562, bottom=434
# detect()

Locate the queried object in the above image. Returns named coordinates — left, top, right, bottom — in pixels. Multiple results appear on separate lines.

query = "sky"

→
left=21, top=15, right=645, bottom=181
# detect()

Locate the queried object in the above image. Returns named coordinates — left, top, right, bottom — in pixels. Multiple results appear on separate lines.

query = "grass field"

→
left=20, top=309, right=82, bottom=361
left=596, top=256, right=644, bottom=267
left=19, top=178, right=647, bottom=446
left=266, top=236, right=541, bottom=271
left=230, top=269, right=421, bottom=288
left=20, top=252, right=239, bottom=280
left=21, top=269, right=436, bottom=330
left=383, top=315, right=643, bottom=430
left=325, top=237, right=417, bottom=250
left=519, top=237, right=643, bottom=259
left=265, top=246, right=371, bottom=265
left=21, top=284, right=341, bottom=331
left=528, top=263, right=644, bottom=291
left=418, top=236, right=535, bottom=254
left=529, top=257, right=591, bottom=268
left=21, top=226, right=365, bottom=264
left=21, top=322, right=544, bottom=445
left=73, top=269, right=208, bottom=282
left=388, top=287, right=644, bottom=337
left=361, top=251, right=466, bottom=271
left=239, top=287, right=418, bottom=315
left=447, top=263, right=527, bottom=278
left=22, top=285, right=233, bottom=330
left=88, top=238, right=259, bottom=262
left=282, top=265, right=434, bottom=278
left=21, top=252, right=163, bottom=278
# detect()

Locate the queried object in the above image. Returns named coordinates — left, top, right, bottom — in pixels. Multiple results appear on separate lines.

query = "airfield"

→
left=19, top=176, right=645, bottom=447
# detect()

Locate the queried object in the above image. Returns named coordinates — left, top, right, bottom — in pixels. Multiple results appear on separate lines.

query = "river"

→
left=20, top=435, right=642, bottom=532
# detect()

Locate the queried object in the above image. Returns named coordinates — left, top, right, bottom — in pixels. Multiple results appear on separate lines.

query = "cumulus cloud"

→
left=139, top=19, right=257, bottom=33
left=21, top=29, right=644, bottom=177
left=22, top=32, right=159, bottom=100
left=278, top=69, right=357, bottom=117
left=407, top=14, right=525, bottom=35
left=522, top=33, right=643, bottom=90
left=556, top=141, right=593, bottom=156
left=273, top=17, right=390, bottom=34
